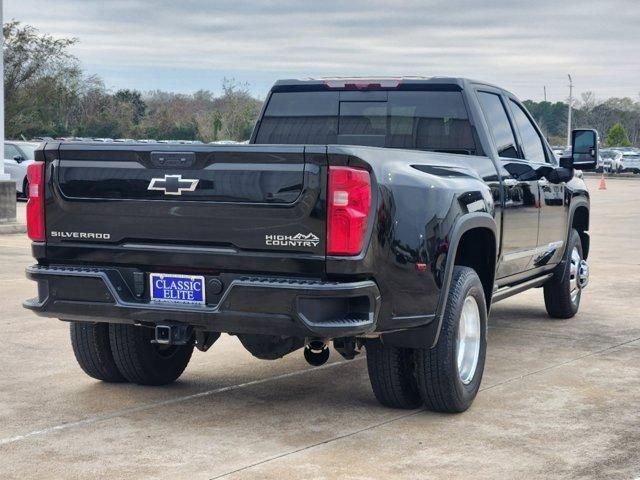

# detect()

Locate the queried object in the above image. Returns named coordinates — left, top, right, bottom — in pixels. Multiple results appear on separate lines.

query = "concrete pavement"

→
left=0, top=178, right=638, bottom=479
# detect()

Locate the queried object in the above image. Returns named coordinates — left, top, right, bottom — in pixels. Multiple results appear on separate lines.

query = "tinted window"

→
left=339, top=102, right=387, bottom=135
left=255, top=91, right=339, bottom=144
left=477, top=92, right=518, bottom=159
left=256, top=90, right=478, bottom=154
left=4, top=144, right=20, bottom=159
left=509, top=100, right=547, bottom=163
left=337, top=101, right=387, bottom=147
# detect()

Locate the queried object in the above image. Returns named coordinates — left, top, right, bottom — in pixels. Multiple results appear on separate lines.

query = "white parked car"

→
left=599, top=150, right=624, bottom=173
left=620, top=151, right=640, bottom=174
left=4, top=141, right=40, bottom=197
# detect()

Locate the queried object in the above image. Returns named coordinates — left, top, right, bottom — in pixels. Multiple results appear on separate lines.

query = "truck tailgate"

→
left=42, top=143, right=327, bottom=273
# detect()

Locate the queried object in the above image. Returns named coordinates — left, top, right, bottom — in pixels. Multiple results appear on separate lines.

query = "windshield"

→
left=255, top=90, right=479, bottom=155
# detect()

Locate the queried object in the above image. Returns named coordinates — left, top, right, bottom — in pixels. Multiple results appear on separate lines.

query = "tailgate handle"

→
left=150, top=151, right=196, bottom=168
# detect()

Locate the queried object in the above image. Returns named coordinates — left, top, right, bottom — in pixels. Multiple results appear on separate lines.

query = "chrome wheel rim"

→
left=456, top=296, right=481, bottom=385
left=569, top=247, right=581, bottom=304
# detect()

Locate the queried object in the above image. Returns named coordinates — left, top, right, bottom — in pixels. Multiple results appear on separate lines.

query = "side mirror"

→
left=548, top=166, right=573, bottom=183
left=13, top=155, right=25, bottom=163
left=559, top=156, right=573, bottom=169
left=571, top=128, right=599, bottom=171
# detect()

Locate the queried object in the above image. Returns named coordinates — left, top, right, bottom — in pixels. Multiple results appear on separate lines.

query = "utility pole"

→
left=566, top=74, right=573, bottom=147
left=543, top=86, right=547, bottom=103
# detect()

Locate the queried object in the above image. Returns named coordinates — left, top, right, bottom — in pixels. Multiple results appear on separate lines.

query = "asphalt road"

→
left=1, top=177, right=639, bottom=479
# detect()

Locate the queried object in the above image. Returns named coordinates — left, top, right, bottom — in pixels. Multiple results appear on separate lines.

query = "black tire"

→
left=22, top=178, right=29, bottom=198
left=544, top=229, right=583, bottom=319
left=366, top=339, right=422, bottom=409
left=414, top=266, right=487, bottom=413
left=109, top=324, right=194, bottom=385
left=69, top=321, right=127, bottom=383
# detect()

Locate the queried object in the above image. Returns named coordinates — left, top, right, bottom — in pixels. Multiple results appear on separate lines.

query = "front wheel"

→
left=544, top=229, right=586, bottom=319
left=414, top=266, right=488, bottom=413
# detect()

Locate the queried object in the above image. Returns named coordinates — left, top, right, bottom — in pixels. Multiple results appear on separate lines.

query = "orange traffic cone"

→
left=598, top=174, right=607, bottom=190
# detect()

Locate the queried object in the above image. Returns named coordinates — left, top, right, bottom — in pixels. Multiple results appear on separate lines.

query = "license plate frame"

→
left=149, top=273, right=206, bottom=305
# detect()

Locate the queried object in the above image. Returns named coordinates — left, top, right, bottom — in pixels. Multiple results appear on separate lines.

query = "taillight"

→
left=327, top=166, right=371, bottom=256
left=26, top=162, right=45, bottom=241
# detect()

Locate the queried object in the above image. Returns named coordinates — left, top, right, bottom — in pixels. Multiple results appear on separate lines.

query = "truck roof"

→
left=272, top=76, right=508, bottom=94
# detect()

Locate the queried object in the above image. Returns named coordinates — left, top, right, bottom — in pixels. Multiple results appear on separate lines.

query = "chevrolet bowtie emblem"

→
left=148, top=175, right=199, bottom=195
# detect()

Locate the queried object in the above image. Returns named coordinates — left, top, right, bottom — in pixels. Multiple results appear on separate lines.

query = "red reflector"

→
left=26, top=162, right=45, bottom=241
left=327, top=166, right=371, bottom=256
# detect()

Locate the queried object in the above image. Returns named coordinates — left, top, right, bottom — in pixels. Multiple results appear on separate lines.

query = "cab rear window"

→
left=255, top=90, right=479, bottom=155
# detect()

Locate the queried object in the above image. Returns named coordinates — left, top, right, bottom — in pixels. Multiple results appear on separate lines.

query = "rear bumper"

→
left=23, top=265, right=381, bottom=338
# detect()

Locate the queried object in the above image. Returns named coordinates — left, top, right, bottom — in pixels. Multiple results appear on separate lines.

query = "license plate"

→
left=149, top=273, right=205, bottom=305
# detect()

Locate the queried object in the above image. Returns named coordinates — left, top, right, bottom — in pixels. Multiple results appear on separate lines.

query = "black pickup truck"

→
left=24, top=77, right=596, bottom=413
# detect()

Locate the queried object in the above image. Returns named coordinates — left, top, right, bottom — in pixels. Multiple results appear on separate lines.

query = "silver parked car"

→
left=4, top=141, right=40, bottom=197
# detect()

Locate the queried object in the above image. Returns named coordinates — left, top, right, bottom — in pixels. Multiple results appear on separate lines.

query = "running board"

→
left=492, top=273, right=554, bottom=303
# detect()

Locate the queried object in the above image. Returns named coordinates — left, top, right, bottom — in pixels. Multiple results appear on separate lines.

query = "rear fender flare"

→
left=431, top=212, right=498, bottom=347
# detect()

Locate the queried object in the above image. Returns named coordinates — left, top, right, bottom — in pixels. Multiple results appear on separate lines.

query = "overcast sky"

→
left=5, top=0, right=640, bottom=101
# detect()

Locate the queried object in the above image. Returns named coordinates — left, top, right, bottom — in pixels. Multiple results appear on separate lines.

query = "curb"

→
left=0, top=223, right=26, bottom=235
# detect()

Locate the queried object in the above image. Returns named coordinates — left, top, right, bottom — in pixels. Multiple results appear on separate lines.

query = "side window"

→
left=477, top=92, right=519, bottom=159
left=509, top=100, right=547, bottom=163
left=5, top=144, right=20, bottom=159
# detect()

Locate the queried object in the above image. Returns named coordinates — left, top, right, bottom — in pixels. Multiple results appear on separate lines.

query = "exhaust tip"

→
left=304, top=341, right=329, bottom=366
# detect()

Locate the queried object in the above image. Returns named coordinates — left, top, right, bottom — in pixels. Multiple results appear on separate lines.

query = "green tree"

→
left=114, top=89, right=147, bottom=124
left=605, top=122, right=631, bottom=147
left=73, top=81, right=142, bottom=138
left=522, top=100, right=567, bottom=141
left=215, top=78, right=262, bottom=140
left=141, top=90, right=203, bottom=140
left=4, top=21, right=82, bottom=138
left=212, top=111, right=223, bottom=141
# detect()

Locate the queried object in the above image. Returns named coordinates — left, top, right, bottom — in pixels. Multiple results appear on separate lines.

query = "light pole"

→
left=566, top=74, right=573, bottom=148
